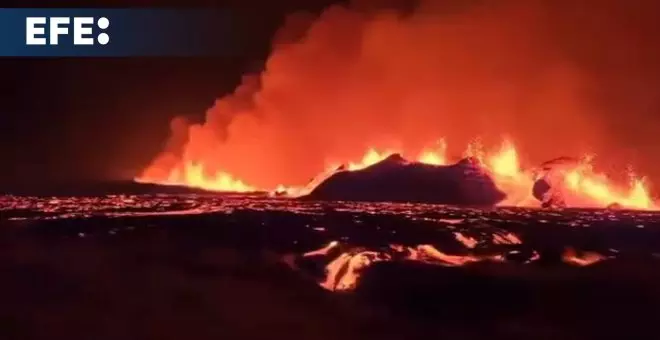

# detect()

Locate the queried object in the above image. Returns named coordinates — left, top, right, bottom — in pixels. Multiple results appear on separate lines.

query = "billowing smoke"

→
left=141, top=0, right=659, bottom=189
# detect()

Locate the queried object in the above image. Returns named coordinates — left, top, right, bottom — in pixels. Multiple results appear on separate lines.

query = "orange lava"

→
left=136, top=161, right=255, bottom=193
left=132, top=1, right=659, bottom=212
left=301, top=241, right=611, bottom=292
left=136, top=139, right=656, bottom=210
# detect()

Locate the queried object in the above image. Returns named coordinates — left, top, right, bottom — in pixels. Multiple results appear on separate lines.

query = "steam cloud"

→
left=142, top=0, right=660, bottom=189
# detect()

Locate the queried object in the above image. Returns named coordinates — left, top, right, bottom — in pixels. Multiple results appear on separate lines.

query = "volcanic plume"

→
left=137, top=0, right=658, bottom=209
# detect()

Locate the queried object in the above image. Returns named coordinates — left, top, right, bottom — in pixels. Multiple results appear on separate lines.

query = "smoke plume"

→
left=141, top=0, right=660, bottom=189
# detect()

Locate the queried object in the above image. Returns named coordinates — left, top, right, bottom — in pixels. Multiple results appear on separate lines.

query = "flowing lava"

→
left=297, top=239, right=609, bottom=292
left=136, top=138, right=656, bottom=210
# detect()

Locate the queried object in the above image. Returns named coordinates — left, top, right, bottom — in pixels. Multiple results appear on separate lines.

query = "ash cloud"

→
left=142, top=0, right=660, bottom=188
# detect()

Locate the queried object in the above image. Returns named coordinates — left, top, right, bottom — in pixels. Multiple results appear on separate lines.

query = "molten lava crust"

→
left=303, top=154, right=506, bottom=205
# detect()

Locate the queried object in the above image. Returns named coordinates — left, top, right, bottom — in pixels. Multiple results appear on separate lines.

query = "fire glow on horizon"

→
left=136, top=138, right=656, bottom=210
left=134, top=1, right=658, bottom=211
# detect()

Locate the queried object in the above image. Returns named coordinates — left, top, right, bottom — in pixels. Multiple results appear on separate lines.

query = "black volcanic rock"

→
left=607, top=202, right=623, bottom=210
left=532, top=178, right=552, bottom=202
left=532, top=157, right=581, bottom=207
left=533, top=178, right=567, bottom=208
left=302, top=154, right=506, bottom=206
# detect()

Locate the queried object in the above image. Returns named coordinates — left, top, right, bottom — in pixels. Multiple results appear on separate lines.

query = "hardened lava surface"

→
left=2, top=193, right=660, bottom=339
left=3, top=194, right=660, bottom=254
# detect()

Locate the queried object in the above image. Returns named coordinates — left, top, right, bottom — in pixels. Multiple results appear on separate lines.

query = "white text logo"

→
left=25, top=17, right=110, bottom=45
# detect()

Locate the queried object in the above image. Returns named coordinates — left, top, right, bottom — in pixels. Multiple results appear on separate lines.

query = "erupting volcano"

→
left=138, top=139, right=655, bottom=210
left=136, top=1, right=657, bottom=210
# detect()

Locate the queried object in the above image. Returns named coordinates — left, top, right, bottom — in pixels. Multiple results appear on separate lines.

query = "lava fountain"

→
left=136, top=1, right=657, bottom=210
left=137, top=138, right=655, bottom=210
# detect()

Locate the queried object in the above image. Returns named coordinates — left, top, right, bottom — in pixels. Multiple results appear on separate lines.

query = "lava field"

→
left=1, top=194, right=660, bottom=339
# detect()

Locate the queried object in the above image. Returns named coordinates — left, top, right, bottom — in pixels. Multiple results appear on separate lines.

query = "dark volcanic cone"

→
left=302, top=154, right=506, bottom=206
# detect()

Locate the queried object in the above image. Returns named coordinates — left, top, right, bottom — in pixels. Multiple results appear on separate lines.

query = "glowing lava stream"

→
left=136, top=139, right=656, bottom=210
left=299, top=240, right=607, bottom=292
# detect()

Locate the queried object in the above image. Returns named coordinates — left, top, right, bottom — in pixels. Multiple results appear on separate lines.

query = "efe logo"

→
left=26, top=17, right=109, bottom=45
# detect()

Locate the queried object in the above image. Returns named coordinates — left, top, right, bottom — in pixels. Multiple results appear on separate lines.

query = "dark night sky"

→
left=2, top=0, right=660, bottom=193
left=0, top=0, right=342, bottom=191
